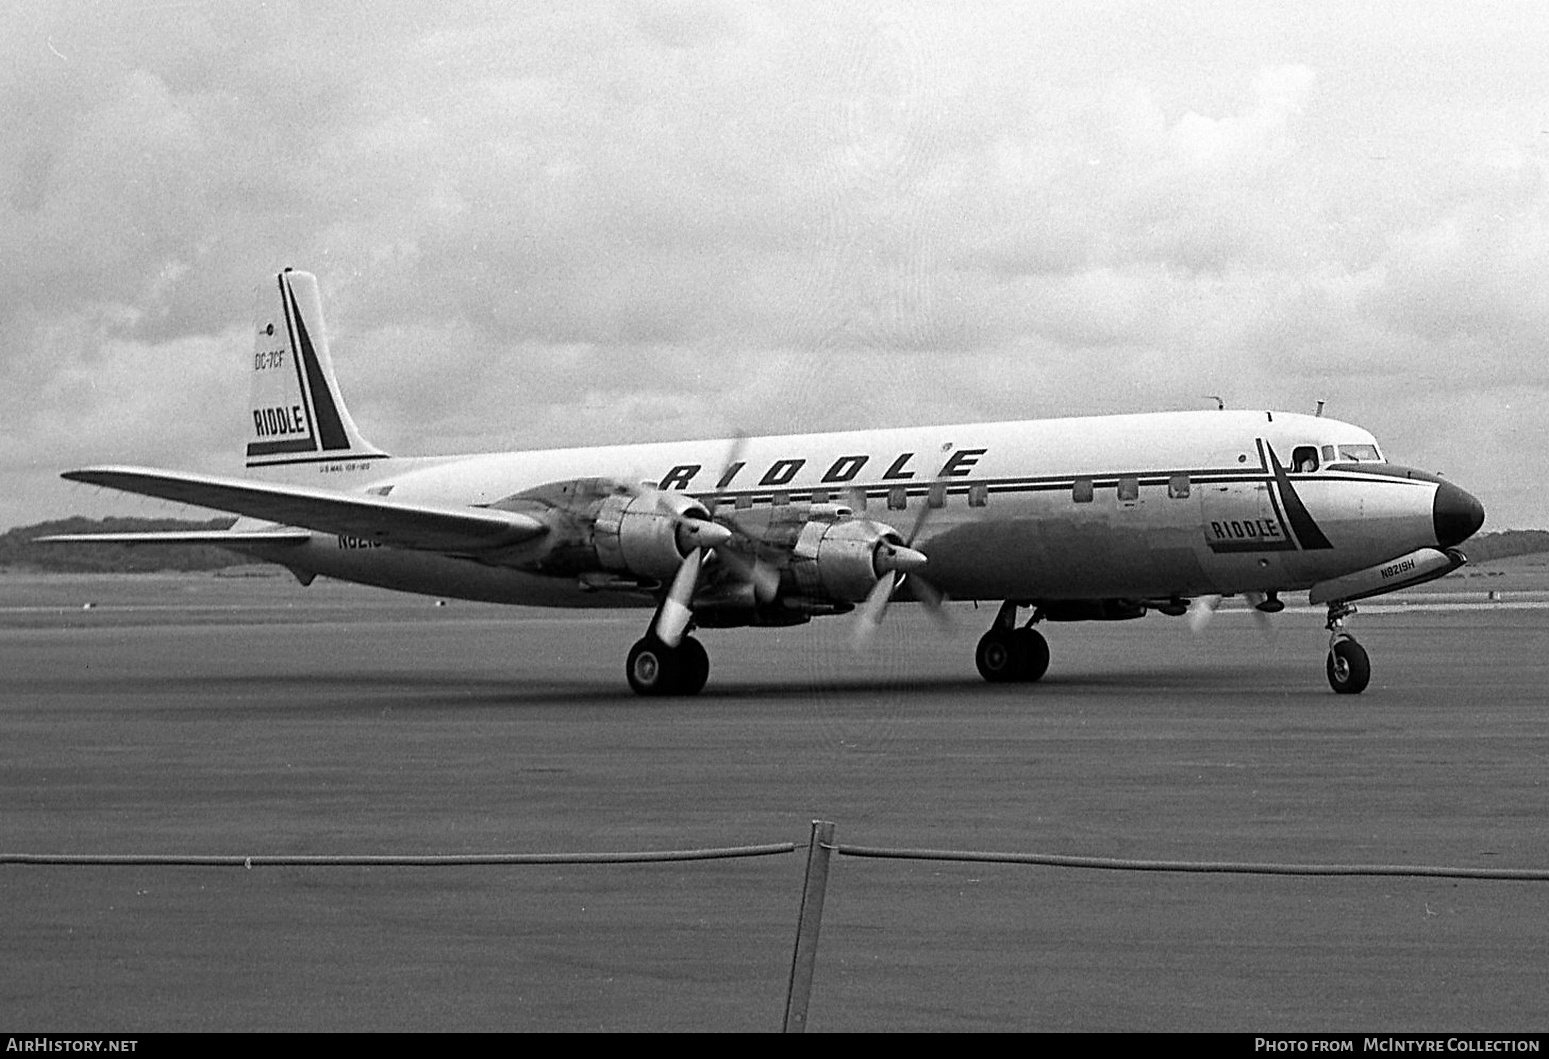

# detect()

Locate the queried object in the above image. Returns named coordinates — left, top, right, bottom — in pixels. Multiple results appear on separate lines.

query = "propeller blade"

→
left=904, top=573, right=954, bottom=633
left=1243, top=591, right=1277, bottom=638
left=1187, top=594, right=1223, bottom=634
left=654, top=547, right=704, bottom=648
left=906, top=493, right=935, bottom=545
left=707, top=432, right=749, bottom=516
left=851, top=571, right=899, bottom=649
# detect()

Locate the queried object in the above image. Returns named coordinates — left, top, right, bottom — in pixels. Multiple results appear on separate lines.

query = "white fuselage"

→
left=243, top=409, right=1457, bottom=610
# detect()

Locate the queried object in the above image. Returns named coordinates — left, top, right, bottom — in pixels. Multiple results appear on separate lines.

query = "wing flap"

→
left=61, top=467, right=548, bottom=552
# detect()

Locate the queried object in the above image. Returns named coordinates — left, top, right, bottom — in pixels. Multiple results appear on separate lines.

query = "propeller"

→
left=1187, top=592, right=1275, bottom=636
left=1244, top=591, right=1278, bottom=637
left=643, top=431, right=772, bottom=649
left=651, top=513, right=733, bottom=647
left=700, top=432, right=779, bottom=604
left=851, top=481, right=951, bottom=647
left=853, top=539, right=932, bottom=646
left=604, top=475, right=732, bottom=649
left=1186, top=594, right=1223, bottom=633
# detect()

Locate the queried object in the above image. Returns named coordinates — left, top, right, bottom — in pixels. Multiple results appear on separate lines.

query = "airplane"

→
left=42, top=268, right=1485, bottom=697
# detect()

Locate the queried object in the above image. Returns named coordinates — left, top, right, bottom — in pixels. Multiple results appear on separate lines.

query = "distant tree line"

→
left=0, top=517, right=260, bottom=573
left=1457, top=529, right=1549, bottom=563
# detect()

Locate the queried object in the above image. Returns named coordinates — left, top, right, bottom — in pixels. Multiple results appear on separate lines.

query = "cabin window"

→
left=927, top=481, right=947, bottom=509
left=1321, top=445, right=1336, bottom=463
left=887, top=486, right=908, bottom=511
left=771, top=491, right=790, bottom=507
left=1072, top=478, right=1094, bottom=503
left=845, top=487, right=867, bottom=512
left=734, top=494, right=753, bottom=511
left=1167, top=474, right=1190, bottom=499
left=810, top=489, right=828, bottom=505
left=1117, top=477, right=1139, bottom=502
left=1291, top=445, right=1319, bottom=473
left=968, top=483, right=988, bottom=508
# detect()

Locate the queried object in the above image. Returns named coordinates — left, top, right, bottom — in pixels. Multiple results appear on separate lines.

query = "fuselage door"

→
left=1201, top=471, right=1295, bottom=554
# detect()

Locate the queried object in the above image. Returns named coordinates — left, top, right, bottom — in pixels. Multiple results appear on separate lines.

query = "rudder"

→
left=247, top=269, right=387, bottom=471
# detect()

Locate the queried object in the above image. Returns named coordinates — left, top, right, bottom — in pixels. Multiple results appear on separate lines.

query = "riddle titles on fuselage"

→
left=656, top=448, right=988, bottom=491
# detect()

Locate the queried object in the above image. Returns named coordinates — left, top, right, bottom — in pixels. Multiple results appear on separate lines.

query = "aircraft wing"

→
left=57, top=466, right=549, bottom=553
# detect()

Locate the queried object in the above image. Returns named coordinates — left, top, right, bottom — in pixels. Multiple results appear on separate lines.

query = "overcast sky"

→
left=5, top=1, right=1547, bottom=531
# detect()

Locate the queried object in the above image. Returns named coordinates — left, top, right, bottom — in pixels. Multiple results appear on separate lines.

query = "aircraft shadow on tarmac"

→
left=101, top=662, right=1325, bottom=711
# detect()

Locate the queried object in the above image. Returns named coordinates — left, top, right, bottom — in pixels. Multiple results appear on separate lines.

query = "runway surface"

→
left=3, top=573, right=1547, bottom=1031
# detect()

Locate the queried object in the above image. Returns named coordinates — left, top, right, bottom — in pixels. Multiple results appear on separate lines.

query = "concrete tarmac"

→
left=2, top=574, right=1547, bottom=1031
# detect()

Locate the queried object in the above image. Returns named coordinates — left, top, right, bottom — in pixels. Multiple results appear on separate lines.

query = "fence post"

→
left=783, top=819, right=836, bottom=1033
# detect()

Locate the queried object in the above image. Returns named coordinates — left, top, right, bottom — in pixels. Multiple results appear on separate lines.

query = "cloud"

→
left=3, top=3, right=1548, bottom=530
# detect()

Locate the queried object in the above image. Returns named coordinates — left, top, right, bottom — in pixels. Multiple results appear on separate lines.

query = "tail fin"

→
left=246, top=269, right=387, bottom=472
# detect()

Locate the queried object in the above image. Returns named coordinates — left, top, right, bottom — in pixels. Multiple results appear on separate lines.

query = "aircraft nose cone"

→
left=1433, top=480, right=1484, bottom=547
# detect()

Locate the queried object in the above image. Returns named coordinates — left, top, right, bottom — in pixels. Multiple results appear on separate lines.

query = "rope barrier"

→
left=12, top=824, right=1549, bottom=1034
left=8, top=841, right=1547, bottom=881
left=835, top=844, right=1549, bottom=880
left=0, top=843, right=796, bottom=867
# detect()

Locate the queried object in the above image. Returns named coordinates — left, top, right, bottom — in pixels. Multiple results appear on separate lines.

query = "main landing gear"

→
left=975, top=601, right=1050, bottom=684
left=626, top=633, right=710, bottom=697
left=1324, top=600, right=1370, bottom=694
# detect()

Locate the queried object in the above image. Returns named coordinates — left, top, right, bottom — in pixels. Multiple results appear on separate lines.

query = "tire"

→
left=677, top=636, right=710, bottom=696
left=1326, top=638, right=1371, bottom=695
left=976, top=629, right=1024, bottom=683
left=626, top=636, right=681, bottom=697
left=1013, top=628, right=1050, bottom=682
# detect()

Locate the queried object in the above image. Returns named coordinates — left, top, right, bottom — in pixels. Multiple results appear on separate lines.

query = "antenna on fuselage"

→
left=1315, top=399, right=1326, bottom=417
left=1204, top=395, right=1225, bottom=411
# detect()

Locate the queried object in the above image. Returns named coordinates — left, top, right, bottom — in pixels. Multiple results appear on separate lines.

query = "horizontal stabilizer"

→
left=60, top=466, right=549, bottom=553
left=35, top=529, right=312, bottom=546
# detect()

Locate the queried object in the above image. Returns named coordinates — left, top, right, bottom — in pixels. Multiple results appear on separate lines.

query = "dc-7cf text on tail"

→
left=45, top=269, right=1485, bottom=696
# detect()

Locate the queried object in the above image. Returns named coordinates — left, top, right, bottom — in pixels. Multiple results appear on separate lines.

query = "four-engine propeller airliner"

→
left=44, top=269, right=1485, bottom=696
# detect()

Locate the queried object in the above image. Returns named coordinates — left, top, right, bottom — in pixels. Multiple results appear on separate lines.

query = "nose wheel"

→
left=1325, top=602, right=1370, bottom=694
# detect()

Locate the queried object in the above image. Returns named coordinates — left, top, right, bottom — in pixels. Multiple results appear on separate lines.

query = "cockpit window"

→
left=1291, top=445, right=1320, bottom=472
left=1336, top=444, right=1383, bottom=462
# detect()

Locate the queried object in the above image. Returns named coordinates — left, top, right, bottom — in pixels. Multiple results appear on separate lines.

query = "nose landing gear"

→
left=1325, top=601, right=1370, bottom=694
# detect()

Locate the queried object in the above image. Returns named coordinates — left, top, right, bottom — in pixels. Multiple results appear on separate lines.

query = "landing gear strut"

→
left=1324, top=601, right=1370, bottom=695
left=975, top=601, right=1050, bottom=684
left=626, top=633, right=709, bottom=697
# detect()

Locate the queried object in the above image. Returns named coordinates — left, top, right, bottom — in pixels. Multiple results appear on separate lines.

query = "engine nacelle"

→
left=594, top=491, right=713, bottom=580
left=788, top=518, right=908, bottom=603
